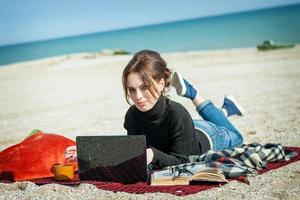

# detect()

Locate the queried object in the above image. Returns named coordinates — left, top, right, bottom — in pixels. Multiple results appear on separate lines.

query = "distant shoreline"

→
left=1, top=44, right=299, bottom=68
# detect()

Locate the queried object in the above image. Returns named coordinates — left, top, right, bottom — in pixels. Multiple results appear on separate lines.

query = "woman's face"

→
left=126, top=72, right=164, bottom=112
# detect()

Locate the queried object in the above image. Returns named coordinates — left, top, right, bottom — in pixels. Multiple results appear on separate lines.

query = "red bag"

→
left=0, top=130, right=78, bottom=181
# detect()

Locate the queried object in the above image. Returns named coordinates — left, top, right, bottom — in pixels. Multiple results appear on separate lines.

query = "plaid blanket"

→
left=166, top=143, right=298, bottom=179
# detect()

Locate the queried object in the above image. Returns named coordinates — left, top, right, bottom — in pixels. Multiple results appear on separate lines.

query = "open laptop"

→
left=76, top=135, right=147, bottom=183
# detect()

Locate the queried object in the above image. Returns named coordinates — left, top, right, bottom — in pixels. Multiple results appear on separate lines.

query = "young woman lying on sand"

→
left=122, top=50, right=244, bottom=169
left=66, top=49, right=245, bottom=169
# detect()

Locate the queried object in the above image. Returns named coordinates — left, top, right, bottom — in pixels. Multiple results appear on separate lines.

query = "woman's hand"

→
left=146, top=148, right=154, bottom=165
left=64, top=145, right=77, bottom=162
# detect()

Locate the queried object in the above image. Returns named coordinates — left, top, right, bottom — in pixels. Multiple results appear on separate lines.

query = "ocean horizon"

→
left=1, top=4, right=300, bottom=66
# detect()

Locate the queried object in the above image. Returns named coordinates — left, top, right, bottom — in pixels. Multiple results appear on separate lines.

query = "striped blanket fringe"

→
left=167, top=143, right=298, bottom=179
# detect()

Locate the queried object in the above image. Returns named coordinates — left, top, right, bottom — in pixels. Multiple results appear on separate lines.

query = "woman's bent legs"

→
left=194, top=100, right=243, bottom=151
left=171, top=71, right=244, bottom=151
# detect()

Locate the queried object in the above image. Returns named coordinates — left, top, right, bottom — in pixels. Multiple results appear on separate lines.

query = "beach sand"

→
left=0, top=46, right=300, bottom=199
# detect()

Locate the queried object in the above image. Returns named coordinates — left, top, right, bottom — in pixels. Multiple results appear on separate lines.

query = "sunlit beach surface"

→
left=1, top=46, right=300, bottom=199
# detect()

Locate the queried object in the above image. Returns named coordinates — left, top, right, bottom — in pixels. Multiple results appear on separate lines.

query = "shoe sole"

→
left=171, top=72, right=186, bottom=96
left=225, top=95, right=245, bottom=116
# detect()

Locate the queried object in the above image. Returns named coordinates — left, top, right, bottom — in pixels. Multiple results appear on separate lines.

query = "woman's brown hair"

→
left=122, top=50, right=172, bottom=104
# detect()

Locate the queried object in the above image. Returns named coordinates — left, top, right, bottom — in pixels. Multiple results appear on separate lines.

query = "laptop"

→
left=76, top=135, right=147, bottom=183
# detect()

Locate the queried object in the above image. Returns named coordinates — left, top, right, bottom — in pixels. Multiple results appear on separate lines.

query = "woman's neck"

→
left=143, top=95, right=167, bottom=121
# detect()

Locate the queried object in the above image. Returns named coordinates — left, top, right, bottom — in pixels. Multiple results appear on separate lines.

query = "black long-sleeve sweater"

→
left=124, top=96, right=206, bottom=169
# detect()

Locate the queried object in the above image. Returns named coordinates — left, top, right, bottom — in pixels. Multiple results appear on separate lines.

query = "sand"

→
left=0, top=46, right=300, bottom=199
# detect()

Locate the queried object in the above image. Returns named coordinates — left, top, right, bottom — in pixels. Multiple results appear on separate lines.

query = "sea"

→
left=0, top=4, right=300, bottom=66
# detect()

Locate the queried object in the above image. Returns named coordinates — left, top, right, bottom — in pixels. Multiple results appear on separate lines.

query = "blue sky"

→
left=1, top=0, right=300, bottom=46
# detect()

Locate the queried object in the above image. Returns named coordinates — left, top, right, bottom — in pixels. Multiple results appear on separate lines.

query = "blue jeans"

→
left=193, top=100, right=243, bottom=151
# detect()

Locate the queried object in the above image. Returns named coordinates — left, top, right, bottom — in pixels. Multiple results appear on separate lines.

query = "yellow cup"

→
left=53, top=164, right=74, bottom=181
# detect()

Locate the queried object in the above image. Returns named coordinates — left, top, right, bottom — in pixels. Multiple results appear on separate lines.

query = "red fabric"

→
left=1, top=147, right=299, bottom=196
left=0, top=131, right=77, bottom=181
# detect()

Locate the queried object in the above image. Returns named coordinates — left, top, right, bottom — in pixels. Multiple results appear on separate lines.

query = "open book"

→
left=151, top=166, right=228, bottom=186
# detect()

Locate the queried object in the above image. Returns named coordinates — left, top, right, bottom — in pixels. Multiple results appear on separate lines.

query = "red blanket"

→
left=1, top=146, right=299, bottom=196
